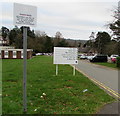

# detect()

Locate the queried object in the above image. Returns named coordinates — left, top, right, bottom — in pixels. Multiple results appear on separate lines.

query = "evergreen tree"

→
left=94, top=32, right=111, bottom=54
left=44, top=36, right=53, bottom=53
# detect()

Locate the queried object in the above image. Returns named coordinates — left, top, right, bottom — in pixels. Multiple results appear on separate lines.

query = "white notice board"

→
left=54, top=47, right=78, bottom=64
left=14, top=3, right=37, bottom=27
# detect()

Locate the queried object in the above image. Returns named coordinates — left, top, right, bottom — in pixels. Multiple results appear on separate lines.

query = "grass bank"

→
left=2, top=56, right=115, bottom=114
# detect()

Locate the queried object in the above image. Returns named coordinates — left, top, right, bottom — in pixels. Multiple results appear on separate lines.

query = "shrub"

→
left=116, top=57, right=120, bottom=68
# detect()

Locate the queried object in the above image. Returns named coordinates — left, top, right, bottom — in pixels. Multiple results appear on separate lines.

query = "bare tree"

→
left=35, top=30, right=47, bottom=37
left=109, top=2, right=120, bottom=42
left=55, top=31, right=63, bottom=39
left=54, top=31, right=63, bottom=46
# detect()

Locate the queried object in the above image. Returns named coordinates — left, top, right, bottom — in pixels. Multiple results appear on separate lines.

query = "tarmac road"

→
left=74, top=60, right=120, bottom=114
left=75, top=60, right=119, bottom=98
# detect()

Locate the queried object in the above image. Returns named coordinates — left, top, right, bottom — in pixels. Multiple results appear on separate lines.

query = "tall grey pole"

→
left=23, top=27, right=27, bottom=113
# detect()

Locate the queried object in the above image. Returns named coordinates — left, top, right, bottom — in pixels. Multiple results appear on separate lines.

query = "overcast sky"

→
left=1, top=0, right=119, bottom=40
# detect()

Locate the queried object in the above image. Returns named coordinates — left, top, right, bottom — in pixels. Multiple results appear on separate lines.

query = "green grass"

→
left=2, top=56, right=115, bottom=114
left=94, top=62, right=118, bottom=69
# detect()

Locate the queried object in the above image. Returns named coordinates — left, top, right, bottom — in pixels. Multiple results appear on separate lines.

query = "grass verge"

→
left=2, top=56, right=115, bottom=114
left=94, top=62, right=118, bottom=69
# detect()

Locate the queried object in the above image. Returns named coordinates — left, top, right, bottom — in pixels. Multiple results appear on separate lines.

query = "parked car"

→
left=36, top=53, right=43, bottom=56
left=86, top=55, right=95, bottom=60
left=110, top=54, right=119, bottom=63
left=78, top=54, right=82, bottom=59
left=90, top=55, right=108, bottom=62
left=80, top=54, right=87, bottom=59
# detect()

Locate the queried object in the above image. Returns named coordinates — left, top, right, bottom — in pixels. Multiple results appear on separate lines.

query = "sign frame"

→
left=54, top=47, right=78, bottom=65
left=53, top=47, right=78, bottom=76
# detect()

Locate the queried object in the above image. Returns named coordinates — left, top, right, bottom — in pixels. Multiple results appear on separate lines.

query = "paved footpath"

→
left=74, top=60, right=120, bottom=114
left=97, top=101, right=120, bottom=114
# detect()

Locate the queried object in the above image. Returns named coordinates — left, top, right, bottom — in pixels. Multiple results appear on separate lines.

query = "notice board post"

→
left=73, top=65, right=76, bottom=76
left=56, top=64, right=58, bottom=75
left=14, top=3, right=37, bottom=113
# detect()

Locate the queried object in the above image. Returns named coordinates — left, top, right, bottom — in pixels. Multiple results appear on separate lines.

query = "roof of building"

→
left=1, top=49, right=33, bottom=51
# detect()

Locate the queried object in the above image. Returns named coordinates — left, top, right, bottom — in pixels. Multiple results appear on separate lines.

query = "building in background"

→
left=0, top=36, right=33, bottom=59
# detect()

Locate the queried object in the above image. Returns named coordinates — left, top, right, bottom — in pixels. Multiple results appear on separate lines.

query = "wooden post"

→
left=73, top=65, right=75, bottom=76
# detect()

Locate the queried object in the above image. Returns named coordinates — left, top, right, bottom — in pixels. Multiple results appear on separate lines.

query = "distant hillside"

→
left=65, top=39, right=87, bottom=47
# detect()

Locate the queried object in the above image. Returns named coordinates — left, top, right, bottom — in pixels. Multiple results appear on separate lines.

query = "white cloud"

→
left=1, top=0, right=119, bottom=3
left=1, top=1, right=118, bottom=40
left=36, top=2, right=116, bottom=39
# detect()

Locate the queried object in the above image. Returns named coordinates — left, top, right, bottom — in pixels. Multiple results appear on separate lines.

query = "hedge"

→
left=116, top=57, right=120, bottom=68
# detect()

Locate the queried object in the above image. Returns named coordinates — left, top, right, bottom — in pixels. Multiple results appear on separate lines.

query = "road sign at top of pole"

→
left=14, top=3, right=37, bottom=27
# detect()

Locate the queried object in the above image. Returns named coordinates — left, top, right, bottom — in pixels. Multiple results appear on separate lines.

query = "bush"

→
left=116, top=57, right=120, bottom=68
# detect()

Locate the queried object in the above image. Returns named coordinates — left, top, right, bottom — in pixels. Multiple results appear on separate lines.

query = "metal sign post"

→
left=14, top=3, right=37, bottom=113
left=23, top=26, right=27, bottom=113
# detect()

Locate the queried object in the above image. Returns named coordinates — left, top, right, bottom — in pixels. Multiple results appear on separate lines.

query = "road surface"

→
left=75, top=60, right=119, bottom=98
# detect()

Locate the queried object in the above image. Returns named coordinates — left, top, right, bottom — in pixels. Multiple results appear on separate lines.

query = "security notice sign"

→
left=14, top=3, right=37, bottom=27
left=54, top=47, right=78, bottom=64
